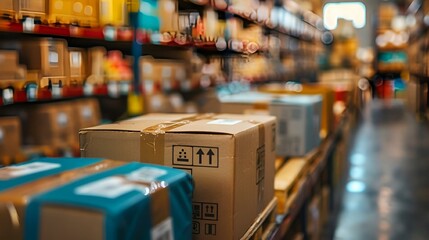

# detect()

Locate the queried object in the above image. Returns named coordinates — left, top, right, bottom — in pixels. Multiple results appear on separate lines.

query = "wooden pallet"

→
left=241, top=198, right=278, bottom=240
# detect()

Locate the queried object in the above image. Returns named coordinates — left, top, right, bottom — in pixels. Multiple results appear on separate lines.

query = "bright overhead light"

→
left=323, top=2, right=366, bottom=30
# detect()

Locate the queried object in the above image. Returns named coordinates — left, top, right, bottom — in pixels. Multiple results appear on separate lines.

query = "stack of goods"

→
left=0, top=157, right=194, bottom=240
left=80, top=113, right=276, bottom=239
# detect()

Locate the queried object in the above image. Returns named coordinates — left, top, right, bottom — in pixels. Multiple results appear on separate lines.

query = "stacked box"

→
left=0, top=157, right=193, bottom=240
left=25, top=102, right=77, bottom=149
left=220, top=92, right=322, bottom=156
left=259, top=84, right=334, bottom=138
left=80, top=113, right=276, bottom=239
left=269, top=95, right=322, bottom=157
left=0, top=117, right=21, bottom=159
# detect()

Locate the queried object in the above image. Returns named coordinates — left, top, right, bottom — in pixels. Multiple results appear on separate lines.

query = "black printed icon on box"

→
left=192, top=221, right=200, bottom=234
left=174, top=167, right=192, bottom=176
left=173, top=146, right=193, bottom=166
left=202, top=203, right=218, bottom=221
left=205, top=223, right=216, bottom=236
left=193, top=147, right=219, bottom=168
left=256, top=145, right=265, bottom=184
left=192, top=202, right=202, bottom=219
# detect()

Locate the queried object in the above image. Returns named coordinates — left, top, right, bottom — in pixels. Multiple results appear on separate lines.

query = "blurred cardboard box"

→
left=0, top=158, right=193, bottom=240
left=259, top=84, right=334, bottom=138
left=275, top=158, right=307, bottom=214
left=220, top=92, right=322, bottom=156
left=25, top=102, right=77, bottom=148
left=73, top=98, right=101, bottom=131
left=0, top=117, right=21, bottom=158
left=80, top=113, right=276, bottom=240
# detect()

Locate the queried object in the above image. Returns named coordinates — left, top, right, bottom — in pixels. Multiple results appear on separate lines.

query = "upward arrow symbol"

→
left=207, top=149, right=215, bottom=165
left=197, top=149, right=204, bottom=164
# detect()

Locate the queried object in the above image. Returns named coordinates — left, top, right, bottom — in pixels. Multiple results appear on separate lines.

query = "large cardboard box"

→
left=80, top=113, right=276, bottom=239
left=25, top=102, right=77, bottom=148
left=269, top=95, right=322, bottom=156
left=220, top=92, right=322, bottom=156
left=0, top=157, right=193, bottom=240
left=259, top=84, right=334, bottom=138
left=73, top=98, right=101, bottom=131
left=0, top=117, right=21, bottom=158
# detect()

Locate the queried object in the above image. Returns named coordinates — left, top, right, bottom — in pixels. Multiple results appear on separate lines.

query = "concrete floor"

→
left=334, top=100, right=429, bottom=240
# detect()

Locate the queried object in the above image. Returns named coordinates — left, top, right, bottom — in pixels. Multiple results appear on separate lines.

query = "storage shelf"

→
left=270, top=115, right=346, bottom=239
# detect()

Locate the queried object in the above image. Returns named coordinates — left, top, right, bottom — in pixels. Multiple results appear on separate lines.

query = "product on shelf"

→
left=0, top=38, right=68, bottom=90
left=73, top=98, right=101, bottom=130
left=220, top=91, right=322, bottom=156
left=0, top=117, right=21, bottom=162
left=0, top=50, right=27, bottom=81
left=86, top=47, right=106, bottom=85
left=68, top=47, right=87, bottom=86
left=47, top=0, right=99, bottom=27
left=99, top=0, right=129, bottom=26
left=259, top=83, right=334, bottom=139
left=0, top=157, right=194, bottom=240
left=80, top=113, right=276, bottom=239
left=25, top=102, right=77, bottom=149
left=275, top=158, right=307, bottom=214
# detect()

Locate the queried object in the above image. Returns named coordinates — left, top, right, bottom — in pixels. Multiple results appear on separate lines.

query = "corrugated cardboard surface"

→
left=80, top=113, right=276, bottom=239
left=0, top=117, right=21, bottom=157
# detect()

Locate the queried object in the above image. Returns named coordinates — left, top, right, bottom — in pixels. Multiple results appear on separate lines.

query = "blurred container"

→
left=99, top=0, right=128, bottom=26
left=68, top=47, right=87, bottom=86
left=0, top=117, right=21, bottom=159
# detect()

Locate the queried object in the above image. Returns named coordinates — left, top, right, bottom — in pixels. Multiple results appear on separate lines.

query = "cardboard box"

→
left=25, top=102, right=77, bottom=148
left=0, top=157, right=193, bottom=240
left=73, top=98, right=101, bottom=131
left=259, top=84, right=334, bottom=138
left=220, top=92, right=322, bottom=156
left=68, top=47, right=87, bottom=85
left=0, top=50, right=19, bottom=73
left=0, top=117, right=21, bottom=158
left=269, top=95, right=322, bottom=156
left=80, top=113, right=276, bottom=239
left=275, top=158, right=307, bottom=214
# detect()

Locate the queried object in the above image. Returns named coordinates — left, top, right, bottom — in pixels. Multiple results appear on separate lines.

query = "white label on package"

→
left=152, top=217, right=174, bottom=240
left=0, top=162, right=60, bottom=179
left=49, top=51, right=59, bottom=64
left=127, top=167, right=167, bottom=182
left=207, top=119, right=242, bottom=125
left=75, top=176, right=150, bottom=199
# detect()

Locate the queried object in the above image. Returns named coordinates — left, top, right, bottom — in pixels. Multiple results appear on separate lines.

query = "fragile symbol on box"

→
left=205, top=223, right=216, bottom=235
left=202, top=203, right=218, bottom=221
left=192, top=221, right=200, bottom=234
left=192, top=202, right=202, bottom=219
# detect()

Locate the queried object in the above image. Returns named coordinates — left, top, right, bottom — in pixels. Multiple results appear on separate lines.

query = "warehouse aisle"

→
left=334, top=100, right=429, bottom=240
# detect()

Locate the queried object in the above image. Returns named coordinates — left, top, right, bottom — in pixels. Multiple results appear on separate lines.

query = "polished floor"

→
left=334, top=100, right=429, bottom=240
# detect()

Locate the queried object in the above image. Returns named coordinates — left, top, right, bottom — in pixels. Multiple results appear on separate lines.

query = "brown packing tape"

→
left=0, top=159, right=125, bottom=240
left=140, top=114, right=216, bottom=165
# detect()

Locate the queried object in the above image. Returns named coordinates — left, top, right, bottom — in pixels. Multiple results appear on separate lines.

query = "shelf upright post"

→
left=128, top=0, right=144, bottom=116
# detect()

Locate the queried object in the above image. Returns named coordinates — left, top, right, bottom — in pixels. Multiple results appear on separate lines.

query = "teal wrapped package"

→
left=0, top=158, right=194, bottom=240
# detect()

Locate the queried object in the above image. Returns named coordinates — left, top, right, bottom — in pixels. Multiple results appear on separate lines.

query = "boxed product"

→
left=0, top=117, right=21, bottom=158
left=73, top=98, right=101, bottom=131
left=0, top=38, right=68, bottom=88
left=80, top=113, right=276, bottom=239
left=220, top=92, right=322, bottom=156
left=259, top=84, right=334, bottom=138
left=0, top=157, right=193, bottom=240
left=25, top=102, right=77, bottom=148
left=68, top=47, right=87, bottom=85
left=275, top=158, right=307, bottom=214
left=269, top=95, right=322, bottom=156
